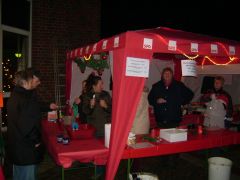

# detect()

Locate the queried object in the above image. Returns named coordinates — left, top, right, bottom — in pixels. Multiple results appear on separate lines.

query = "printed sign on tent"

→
left=126, top=57, right=149, bottom=77
left=229, top=46, right=235, bottom=55
left=93, top=43, right=97, bottom=51
left=114, top=37, right=119, bottom=48
left=191, top=43, right=198, bottom=52
left=181, top=60, right=197, bottom=77
left=168, top=40, right=177, bottom=51
left=143, top=38, right=153, bottom=49
left=211, top=44, right=218, bottom=54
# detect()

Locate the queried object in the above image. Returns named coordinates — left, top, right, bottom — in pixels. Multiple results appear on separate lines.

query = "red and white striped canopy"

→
left=67, top=27, right=240, bottom=61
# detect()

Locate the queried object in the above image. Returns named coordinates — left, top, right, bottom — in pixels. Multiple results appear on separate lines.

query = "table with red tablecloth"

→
left=41, top=120, right=110, bottom=168
left=124, top=130, right=240, bottom=158
left=42, top=119, right=240, bottom=179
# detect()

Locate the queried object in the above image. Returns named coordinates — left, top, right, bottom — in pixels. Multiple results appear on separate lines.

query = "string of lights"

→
left=155, top=34, right=239, bottom=65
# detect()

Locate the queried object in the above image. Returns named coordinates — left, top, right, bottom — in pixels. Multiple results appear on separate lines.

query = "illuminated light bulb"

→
left=15, top=53, right=22, bottom=58
left=84, top=54, right=92, bottom=61
left=182, top=53, right=199, bottom=60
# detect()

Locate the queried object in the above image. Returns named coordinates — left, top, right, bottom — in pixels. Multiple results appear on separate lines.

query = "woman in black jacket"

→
left=148, top=67, right=194, bottom=128
left=7, top=70, right=56, bottom=180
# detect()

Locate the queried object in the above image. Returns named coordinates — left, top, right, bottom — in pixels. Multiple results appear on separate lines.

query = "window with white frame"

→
left=0, top=0, right=32, bottom=128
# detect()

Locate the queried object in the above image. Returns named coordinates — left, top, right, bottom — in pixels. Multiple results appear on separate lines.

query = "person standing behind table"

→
left=201, top=76, right=233, bottom=128
left=7, top=70, right=57, bottom=180
left=148, top=67, right=194, bottom=128
left=82, top=75, right=112, bottom=137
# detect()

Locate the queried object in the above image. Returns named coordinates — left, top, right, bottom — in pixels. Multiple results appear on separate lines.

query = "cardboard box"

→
left=160, top=128, right=187, bottom=142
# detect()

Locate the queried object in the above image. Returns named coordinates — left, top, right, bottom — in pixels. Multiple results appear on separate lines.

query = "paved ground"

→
left=3, top=145, right=240, bottom=180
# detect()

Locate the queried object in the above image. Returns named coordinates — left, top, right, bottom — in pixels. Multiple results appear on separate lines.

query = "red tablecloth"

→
left=41, top=120, right=110, bottom=168
left=42, top=120, right=240, bottom=168
left=124, top=130, right=240, bottom=159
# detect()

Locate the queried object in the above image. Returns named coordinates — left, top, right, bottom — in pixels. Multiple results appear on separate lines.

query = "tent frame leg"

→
left=127, top=158, right=132, bottom=180
left=61, top=167, right=65, bottom=180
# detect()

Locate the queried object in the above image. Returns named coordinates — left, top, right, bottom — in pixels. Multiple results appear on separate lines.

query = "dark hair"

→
left=14, top=70, right=33, bottom=87
left=26, top=68, right=41, bottom=79
left=85, top=73, right=102, bottom=92
left=161, top=67, right=173, bottom=80
left=215, top=76, right=224, bottom=84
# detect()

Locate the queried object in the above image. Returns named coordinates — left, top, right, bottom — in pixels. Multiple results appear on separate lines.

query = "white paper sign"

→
left=126, top=57, right=149, bottom=77
left=168, top=40, right=177, bottom=51
left=181, top=60, right=197, bottom=77
left=191, top=43, right=198, bottom=52
left=85, top=46, right=90, bottom=53
left=229, top=46, right=235, bottom=55
left=143, top=38, right=153, bottom=49
left=114, top=36, right=119, bottom=47
left=211, top=44, right=218, bottom=54
left=102, top=40, right=108, bottom=49
left=93, top=43, right=97, bottom=52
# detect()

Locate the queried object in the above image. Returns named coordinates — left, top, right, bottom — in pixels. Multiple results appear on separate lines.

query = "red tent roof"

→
left=67, top=27, right=240, bottom=61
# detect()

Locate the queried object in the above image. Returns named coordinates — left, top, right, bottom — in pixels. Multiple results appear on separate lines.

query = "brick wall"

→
left=32, top=0, right=101, bottom=103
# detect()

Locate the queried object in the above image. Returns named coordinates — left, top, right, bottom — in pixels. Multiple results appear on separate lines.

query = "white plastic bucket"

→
left=208, top=157, right=232, bottom=180
left=129, top=172, right=159, bottom=180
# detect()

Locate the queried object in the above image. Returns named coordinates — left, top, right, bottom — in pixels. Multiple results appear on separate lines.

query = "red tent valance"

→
left=67, top=27, right=240, bottom=62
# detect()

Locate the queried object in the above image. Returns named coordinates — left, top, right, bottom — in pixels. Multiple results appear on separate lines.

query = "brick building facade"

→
left=32, top=0, right=101, bottom=104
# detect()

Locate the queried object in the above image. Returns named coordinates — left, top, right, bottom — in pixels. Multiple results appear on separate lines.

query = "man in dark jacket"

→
left=148, top=67, right=194, bottom=128
left=7, top=70, right=57, bottom=180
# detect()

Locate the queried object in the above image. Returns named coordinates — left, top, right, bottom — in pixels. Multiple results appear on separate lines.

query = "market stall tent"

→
left=66, top=27, right=240, bottom=180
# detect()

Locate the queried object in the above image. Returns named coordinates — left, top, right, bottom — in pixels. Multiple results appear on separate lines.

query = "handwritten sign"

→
left=126, top=57, right=149, bottom=77
left=181, top=60, right=197, bottom=77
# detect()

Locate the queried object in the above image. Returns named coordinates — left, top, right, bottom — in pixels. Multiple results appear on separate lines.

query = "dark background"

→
left=101, top=0, right=239, bottom=41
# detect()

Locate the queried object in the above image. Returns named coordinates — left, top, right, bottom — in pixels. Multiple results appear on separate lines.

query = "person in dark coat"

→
left=82, top=75, right=111, bottom=137
left=81, top=74, right=111, bottom=178
left=148, top=67, right=194, bottom=128
left=7, top=70, right=57, bottom=180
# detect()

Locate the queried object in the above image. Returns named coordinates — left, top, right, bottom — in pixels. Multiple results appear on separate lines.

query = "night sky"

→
left=101, top=0, right=239, bottom=41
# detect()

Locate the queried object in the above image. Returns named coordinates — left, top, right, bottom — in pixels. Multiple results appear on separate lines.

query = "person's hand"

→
left=74, top=97, right=81, bottom=105
left=210, top=93, right=216, bottom=100
left=35, top=143, right=41, bottom=148
left=100, top=99, right=108, bottom=109
left=50, top=103, right=58, bottom=110
left=157, top=98, right=167, bottom=104
left=90, top=98, right=96, bottom=108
